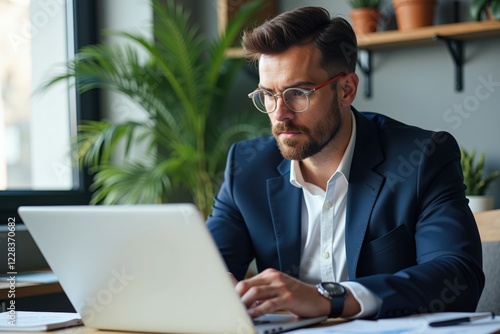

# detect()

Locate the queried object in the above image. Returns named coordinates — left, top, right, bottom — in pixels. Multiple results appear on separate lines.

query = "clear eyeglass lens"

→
left=253, top=89, right=309, bottom=113
left=283, top=89, right=308, bottom=112
left=259, top=91, right=276, bottom=113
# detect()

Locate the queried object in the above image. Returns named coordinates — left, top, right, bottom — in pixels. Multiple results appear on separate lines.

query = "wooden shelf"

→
left=217, top=0, right=276, bottom=58
left=355, top=20, right=500, bottom=97
left=216, top=3, right=500, bottom=95
left=225, top=47, right=245, bottom=58
left=357, top=20, right=500, bottom=50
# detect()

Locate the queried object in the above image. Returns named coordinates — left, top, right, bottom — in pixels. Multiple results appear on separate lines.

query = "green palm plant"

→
left=41, top=0, right=268, bottom=217
left=348, top=0, right=381, bottom=8
left=470, top=0, right=500, bottom=21
left=461, top=147, right=500, bottom=196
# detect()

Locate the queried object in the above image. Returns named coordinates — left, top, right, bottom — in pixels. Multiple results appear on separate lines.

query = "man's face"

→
left=258, top=44, right=343, bottom=161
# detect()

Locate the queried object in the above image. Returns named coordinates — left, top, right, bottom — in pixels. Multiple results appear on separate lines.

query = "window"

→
left=0, top=0, right=99, bottom=224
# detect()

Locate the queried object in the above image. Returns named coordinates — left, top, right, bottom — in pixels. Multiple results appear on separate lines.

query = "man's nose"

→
left=272, top=97, right=295, bottom=122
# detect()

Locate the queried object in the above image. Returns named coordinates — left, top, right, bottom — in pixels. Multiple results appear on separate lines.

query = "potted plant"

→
left=41, top=0, right=267, bottom=217
left=392, top=0, right=438, bottom=31
left=348, top=0, right=382, bottom=35
left=461, top=147, right=500, bottom=212
left=470, top=0, right=500, bottom=21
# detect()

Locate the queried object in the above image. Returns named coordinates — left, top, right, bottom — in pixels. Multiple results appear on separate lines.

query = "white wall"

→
left=98, top=0, right=152, bottom=123
left=98, top=0, right=153, bottom=164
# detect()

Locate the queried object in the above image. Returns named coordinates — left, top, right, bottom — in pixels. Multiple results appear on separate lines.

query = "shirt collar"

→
left=290, top=110, right=357, bottom=188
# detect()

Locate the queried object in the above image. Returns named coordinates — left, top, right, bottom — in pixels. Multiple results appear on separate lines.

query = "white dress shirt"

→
left=289, top=112, right=381, bottom=318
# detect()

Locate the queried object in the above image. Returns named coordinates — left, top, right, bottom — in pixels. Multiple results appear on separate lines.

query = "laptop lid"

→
left=18, top=204, right=326, bottom=334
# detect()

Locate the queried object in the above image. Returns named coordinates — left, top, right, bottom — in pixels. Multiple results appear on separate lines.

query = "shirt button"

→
left=323, top=251, right=330, bottom=259
left=325, top=201, right=332, bottom=209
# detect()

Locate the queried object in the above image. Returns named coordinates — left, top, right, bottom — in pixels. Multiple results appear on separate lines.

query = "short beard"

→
left=272, top=96, right=342, bottom=160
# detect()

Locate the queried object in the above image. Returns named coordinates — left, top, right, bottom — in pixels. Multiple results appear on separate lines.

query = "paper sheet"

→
left=0, top=311, right=82, bottom=332
left=290, top=312, right=500, bottom=334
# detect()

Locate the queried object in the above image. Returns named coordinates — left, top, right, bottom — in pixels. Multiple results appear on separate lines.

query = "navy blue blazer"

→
left=206, top=110, right=484, bottom=318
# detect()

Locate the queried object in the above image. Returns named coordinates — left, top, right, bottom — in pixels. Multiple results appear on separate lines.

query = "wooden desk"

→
left=0, top=271, right=65, bottom=312
left=47, top=318, right=346, bottom=333
left=0, top=281, right=63, bottom=300
left=28, top=315, right=500, bottom=333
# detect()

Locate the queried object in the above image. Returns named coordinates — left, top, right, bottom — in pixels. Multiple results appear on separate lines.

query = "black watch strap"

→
left=329, top=290, right=346, bottom=318
left=316, top=282, right=346, bottom=318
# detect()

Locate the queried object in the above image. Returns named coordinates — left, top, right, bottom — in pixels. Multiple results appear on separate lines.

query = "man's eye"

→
left=289, top=89, right=306, bottom=97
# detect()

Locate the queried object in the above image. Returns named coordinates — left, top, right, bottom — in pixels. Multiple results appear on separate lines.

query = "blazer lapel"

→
left=264, top=110, right=386, bottom=280
left=346, top=110, right=385, bottom=279
left=267, top=159, right=303, bottom=279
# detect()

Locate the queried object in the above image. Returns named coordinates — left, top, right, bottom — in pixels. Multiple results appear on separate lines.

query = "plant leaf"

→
left=41, top=0, right=266, bottom=217
left=470, top=0, right=490, bottom=21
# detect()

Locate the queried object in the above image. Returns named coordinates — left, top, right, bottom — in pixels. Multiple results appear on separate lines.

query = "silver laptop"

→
left=18, top=204, right=326, bottom=334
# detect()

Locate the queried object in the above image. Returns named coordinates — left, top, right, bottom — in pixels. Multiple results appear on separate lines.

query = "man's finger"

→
left=240, top=285, right=278, bottom=308
left=235, top=275, right=273, bottom=296
left=248, top=296, right=283, bottom=318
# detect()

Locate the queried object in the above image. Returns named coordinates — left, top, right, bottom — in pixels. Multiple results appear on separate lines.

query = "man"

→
left=206, top=6, right=484, bottom=319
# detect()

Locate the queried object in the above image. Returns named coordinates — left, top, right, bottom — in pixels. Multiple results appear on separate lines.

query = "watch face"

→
left=322, top=282, right=346, bottom=296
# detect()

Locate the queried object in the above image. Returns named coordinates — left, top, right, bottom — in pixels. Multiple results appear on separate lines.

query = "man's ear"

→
left=338, top=72, right=358, bottom=107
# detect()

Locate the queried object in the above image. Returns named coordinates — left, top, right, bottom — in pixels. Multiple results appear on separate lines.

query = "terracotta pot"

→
left=350, top=8, right=380, bottom=36
left=392, top=0, right=437, bottom=31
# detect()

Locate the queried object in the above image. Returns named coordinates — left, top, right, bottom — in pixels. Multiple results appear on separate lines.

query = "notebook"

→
left=18, top=204, right=327, bottom=334
left=0, top=311, right=82, bottom=332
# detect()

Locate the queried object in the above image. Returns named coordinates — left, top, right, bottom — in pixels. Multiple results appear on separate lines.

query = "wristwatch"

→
left=316, top=282, right=346, bottom=318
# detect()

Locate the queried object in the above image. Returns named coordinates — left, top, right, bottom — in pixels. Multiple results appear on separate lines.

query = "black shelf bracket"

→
left=433, top=35, right=464, bottom=91
left=357, top=49, right=372, bottom=98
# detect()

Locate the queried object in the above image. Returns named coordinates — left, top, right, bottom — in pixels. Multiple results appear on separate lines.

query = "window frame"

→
left=0, top=0, right=100, bottom=224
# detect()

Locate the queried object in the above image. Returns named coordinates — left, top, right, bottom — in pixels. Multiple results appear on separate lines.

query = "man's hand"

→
left=235, top=268, right=331, bottom=318
left=235, top=268, right=362, bottom=318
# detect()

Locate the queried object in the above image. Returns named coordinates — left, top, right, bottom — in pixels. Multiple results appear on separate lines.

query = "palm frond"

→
left=74, top=120, right=150, bottom=167
left=42, top=0, right=266, bottom=216
left=90, top=159, right=172, bottom=205
left=203, top=0, right=265, bottom=115
left=493, top=0, right=500, bottom=19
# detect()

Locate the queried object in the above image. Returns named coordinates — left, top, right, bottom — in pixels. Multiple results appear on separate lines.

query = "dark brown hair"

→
left=242, top=7, right=357, bottom=75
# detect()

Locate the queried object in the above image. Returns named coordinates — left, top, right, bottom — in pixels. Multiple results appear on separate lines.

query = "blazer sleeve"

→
left=206, top=144, right=255, bottom=280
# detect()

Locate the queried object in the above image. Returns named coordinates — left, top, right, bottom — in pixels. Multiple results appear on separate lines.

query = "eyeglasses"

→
left=247, top=73, right=345, bottom=114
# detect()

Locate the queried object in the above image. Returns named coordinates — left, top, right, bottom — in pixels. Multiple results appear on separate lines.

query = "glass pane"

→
left=0, top=0, right=78, bottom=190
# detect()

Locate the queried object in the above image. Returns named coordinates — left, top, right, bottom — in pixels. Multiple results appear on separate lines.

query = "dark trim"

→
left=73, top=0, right=100, bottom=194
